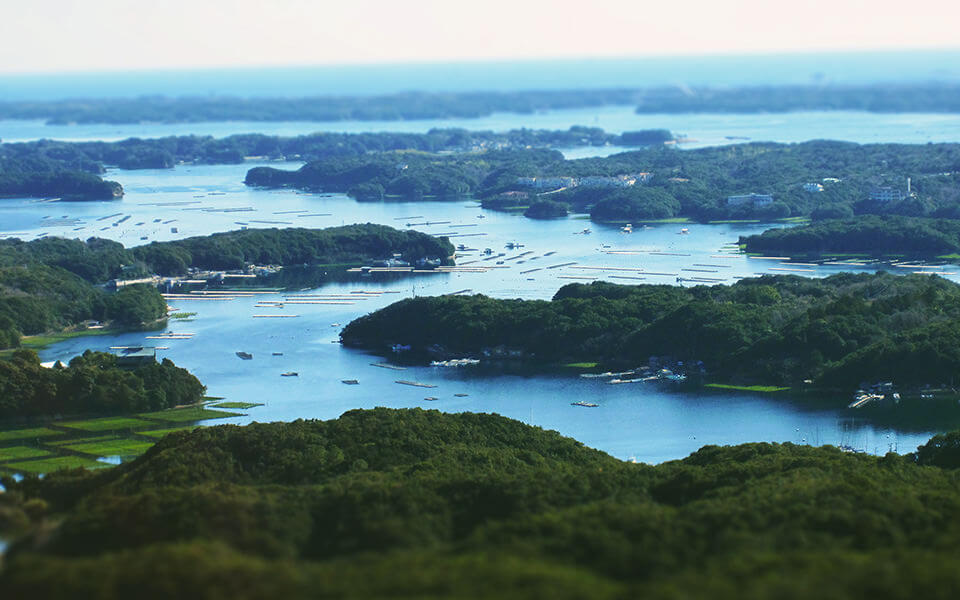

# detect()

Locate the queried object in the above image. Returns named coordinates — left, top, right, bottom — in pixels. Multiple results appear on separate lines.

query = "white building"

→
left=727, top=193, right=774, bottom=207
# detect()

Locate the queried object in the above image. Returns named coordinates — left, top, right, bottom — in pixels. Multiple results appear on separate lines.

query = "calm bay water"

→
left=5, top=107, right=960, bottom=149
left=5, top=161, right=957, bottom=463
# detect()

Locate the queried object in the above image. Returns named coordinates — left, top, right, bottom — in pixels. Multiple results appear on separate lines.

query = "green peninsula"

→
left=341, top=272, right=960, bottom=393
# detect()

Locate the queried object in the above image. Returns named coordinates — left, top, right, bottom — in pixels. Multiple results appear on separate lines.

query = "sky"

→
left=1, top=0, right=959, bottom=74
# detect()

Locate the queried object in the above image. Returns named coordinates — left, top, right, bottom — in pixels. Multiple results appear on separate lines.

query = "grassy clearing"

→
left=47, top=434, right=118, bottom=447
left=60, top=416, right=153, bottom=432
left=139, top=406, right=242, bottom=423
left=138, top=426, right=203, bottom=439
left=0, top=446, right=53, bottom=461
left=211, top=402, right=264, bottom=409
left=62, top=438, right=155, bottom=457
left=6, top=455, right=109, bottom=473
left=705, top=383, right=790, bottom=393
left=0, top=427, right=62, bottom=443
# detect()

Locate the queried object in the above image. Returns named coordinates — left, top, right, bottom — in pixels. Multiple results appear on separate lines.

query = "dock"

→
left=395, top=380, right=438, bottom=388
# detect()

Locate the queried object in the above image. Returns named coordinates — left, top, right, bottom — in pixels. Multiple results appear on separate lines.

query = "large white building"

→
left=726, top=193, right=774, bottom=207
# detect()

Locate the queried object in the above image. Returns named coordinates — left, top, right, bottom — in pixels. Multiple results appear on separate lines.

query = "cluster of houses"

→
left=515, top=173, right=653, bottom=190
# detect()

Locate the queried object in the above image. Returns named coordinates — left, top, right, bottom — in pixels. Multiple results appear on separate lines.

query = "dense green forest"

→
left=0, top=155, right=122, bottom=200
left=131, top=224, right=455, bottom=274
left=3, top=83, right=960, bottom=125
left=248, top=140, right=960, bottom=221
left=0, top=268, right=166, bottom=350
left=341, top=272, right=960, bottom=389
left=742, top=216, right=960, bottom=257
left=2, top=127, right=671, bottom=171
left=0, top=349, right=204, bottom=419
left=1, top=408, right=960, bottom=599
left=0, top=236, right=166, bottom=348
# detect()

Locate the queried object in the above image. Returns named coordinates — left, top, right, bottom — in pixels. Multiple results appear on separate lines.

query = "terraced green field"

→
left=0, top=403, right=252, bottom=475
left=62, top=438, right=156, bottom=458
left=0, top=445, right=53, bottom=461
left=138, top=426, right=202, bottom=439
left=0, top=427, right=62, bottom=442
left=60, top=416, right=153, bottom=432
left=139, top=406, right=242, bottom=422
left=5, top=455, right=109, bottom=473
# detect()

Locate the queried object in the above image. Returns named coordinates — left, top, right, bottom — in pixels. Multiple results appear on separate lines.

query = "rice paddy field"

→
left=0, top=404, right=246, bottom=476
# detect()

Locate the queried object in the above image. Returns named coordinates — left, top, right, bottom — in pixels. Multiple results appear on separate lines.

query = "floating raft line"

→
left=682, top=268, right=718, bottom=273
left=768, top=267, right=815, bottom=273
left=781, top=262, right=819, bottom=266
left=443, top=289, right=473, bottom=296
left=748, top=256, right=791, bottom=260
left=296, top=213, right=332, bottom=217
left=273, top=210, right=308, bottom=214
left=558, top=276, right=597, bottom=280
left=649, top=252, right=691, bottom=256
left=445, top=232, right=488, bottom=238
left=520, top=268, right=543, bottom=274
left=395, top=380, right=437, bottom=388
left=547, top=262, right=577, bottom=269
left=609, top=275, right=646, bottom=280
left=252, top=314, right=300, bottom=318
left=371, top=363, right=406, bottom=370
left=693, top=263, right=733, bottom=268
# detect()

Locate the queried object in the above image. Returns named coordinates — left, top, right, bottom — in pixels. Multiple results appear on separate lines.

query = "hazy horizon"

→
left=2, top=49, right=959, bottom=102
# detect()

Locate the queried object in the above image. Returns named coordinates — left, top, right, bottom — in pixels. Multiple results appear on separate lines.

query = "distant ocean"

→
left=1, top=50, right=959, bottom=101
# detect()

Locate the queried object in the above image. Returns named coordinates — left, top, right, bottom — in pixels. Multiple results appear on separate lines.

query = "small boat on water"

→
left=272, top=352, right=283, bottom=356
left=281, top=372, right=298, bottom=377
left=236, top=351, right=253, bottom=360
left=342, top=379, right=359, bottom=385
left=454, top=393, right=469, bottom=397
left=424, top=397, right=439, bottom=401
left=571, top=400, right=599, bottom=407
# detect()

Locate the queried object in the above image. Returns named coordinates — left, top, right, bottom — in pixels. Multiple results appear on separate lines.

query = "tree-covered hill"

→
left=741, top=216, right=960, bottom=257
left=0, top=349, right=204, bottom=419
left=0, top=155, right=122, bottom=200
left=131, top=224, right=455, bottom=274
left=2, top=408, right=960, bottom=599
left=341, top=272, right=960, bottom=389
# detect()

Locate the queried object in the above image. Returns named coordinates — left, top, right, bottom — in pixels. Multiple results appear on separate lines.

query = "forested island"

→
left=0, top=127, right=670, bottom=199
left=0, top=155, right=122, bottom=200
left=0, top=349, right=204, bottom=419
left=3, top=127, right=672, bottom=170
left=742, top=216, right=960, bottom=258
left=131, top=224, right=455, bottom=274
left=3, top=83, right=960, bottom=125
left=0, top=225, right=451, bottom=349
left=1, top=407, right=960, bottom=598
left=341, top=272, right=960, bottom=392
left=247, top=140, right=960, bottom=222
